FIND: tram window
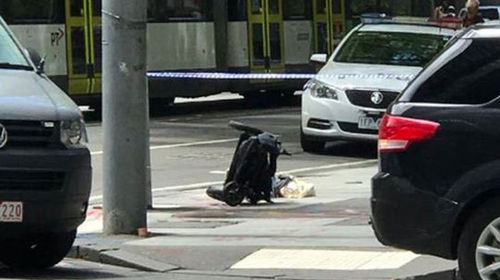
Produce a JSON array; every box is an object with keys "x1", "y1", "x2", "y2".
[
  {"x1": 411, "y1": 0, "x2": 434, "y2": 17},
  {"x1": 284, "y1": 0, "x2": 312, "y2": 20},
  {"x1": 380, "y1": 0, "x2": 410, "y2": 16},
  {"x1": 349, "y1": 0, "x2": 377, "y2": 16},
  {"x1": 252, "y1": 23, "x2": 265, "y2": 65},
  {"x1": 317, "y1": 23, "x2": 328, "y2": 53},
  {"x1": 70, "y1": 27, "x2": 86, "y2": 75},
  {"x1": 93, "y1": 0, "x2": 102, "y2": 17},
  {"x1": 269, "y1": 23, "x2": 282, "y2": 62},
  {"x1": 332, "y1": 0, "x2": 342, "y2": 14},
  {"x1": 70, "y1": 0, "x2": 84, "y2": 17},
  {"x1": 0, "y1": 0, "x2": 64, "y2": 24},
  {"x1": 481, "y1": 0, "x2": 500, "y2": 4},
  {"x1": 269, "y1": 0, "x2": 280, "y2": 15},
  {"x1": 316, "y1": 0, "x2": 327, "y2": 14},
  {"x1": 147, "y1": 0, "x2": 213, "y2": 22},
  {"x1": 347, "y1": 0, "x2": 433, "y2": 18},
  {"x1": 251, "y1": 0, "x2": 263, "y2": 15},
  {"x1": 228, "y1": 0, "x2": 247, "y2": 21},
  {"x1": 93, "y1": 27, "x2": 102, "y2": 73},
  {"x1": 378, "y1": 0, "x2": 391, "y2": 14}
]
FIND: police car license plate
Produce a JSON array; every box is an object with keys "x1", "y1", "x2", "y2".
[
  {"x1": 0, "y1": 202, "x2": 23, "y2": 223},
  {"x1": 358, "y1": 116, "x2": 381, "y2": 130}
]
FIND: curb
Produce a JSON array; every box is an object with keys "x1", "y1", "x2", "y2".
[
  {"x1": 68, "y1": 244, "x2": 179, "y2": 272},
  {"x1": 397, "y1": 270, "x2": 461, "y2": 280}
]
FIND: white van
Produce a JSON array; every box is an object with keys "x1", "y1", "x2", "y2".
[{"x1": 0, "y1": 17, "x2": 91, "y2": 270}]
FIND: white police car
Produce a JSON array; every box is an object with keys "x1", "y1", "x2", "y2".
[{"x1": 301, "y1": 21, "x2": 456, "y2": 153}]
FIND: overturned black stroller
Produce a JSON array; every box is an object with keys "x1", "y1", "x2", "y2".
[{"x1": 207, "y1": 121, "x2": 288, "y2": 206}]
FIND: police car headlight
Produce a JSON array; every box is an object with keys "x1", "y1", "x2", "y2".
[
  {"x1": 311, "y1": 86, "x2": 338, "y2": 101},
  {"x1": 61, "y1": 119, "x2": 88, "y2": 147},
  {"x1": 314, "y1": 86, "x2": 338, "y2": 100},
  {"x1": 304, "y1": 80, "x2": 339, "y2": 100}
]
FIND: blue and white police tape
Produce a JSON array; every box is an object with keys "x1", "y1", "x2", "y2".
[
  {"x1": 147, "y1": 72, "x2": 315, "y2": 80},
  {"x1": 147, "y1": 72, "x2": 415, "y2": 81}
]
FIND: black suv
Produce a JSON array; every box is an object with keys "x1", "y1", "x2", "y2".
[{"x1": 371, "y1": 24, "x2": 500, "y2": 280}]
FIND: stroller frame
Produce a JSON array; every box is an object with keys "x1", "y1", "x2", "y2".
[{"x1": 207, "y1": 121, "x2": 284, "y2": 206}]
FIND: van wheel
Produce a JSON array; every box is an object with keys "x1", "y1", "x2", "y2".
[
  {"x1": 300, "y1": 129, "x2": 325, "y2": 154},
  {"x1": 0, "y1": 230, "x2": 76, "y2": 270},
  {"x1": 458, "y1": 198, "x2": 500, "y2": 280}
]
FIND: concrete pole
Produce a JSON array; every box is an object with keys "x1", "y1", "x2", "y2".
[{"x1": 102, "y1": 0, "x2": 148, "y2": 235}]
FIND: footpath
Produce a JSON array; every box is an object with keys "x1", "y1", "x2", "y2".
[{"x1": 71, "y1": 164, "x2": 459, "y2": 280}]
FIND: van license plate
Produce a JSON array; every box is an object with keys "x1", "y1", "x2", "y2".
[
  {"x1": 358, "y1": 117, "x2": 381, "y2": 130},
  {"x1": 0, "y1": 202, "x2": 23, "y2": 223}
]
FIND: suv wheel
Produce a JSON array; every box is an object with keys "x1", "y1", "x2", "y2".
[
  {"x1": 0, "y1": 230, "x2": 76, "y2": 270},
  {"x1": 300, "y1": 129, "x2": 325, "y2": 154},
  {"x1": 458, "y1": 199, "x2": 500, "y2": 280}
]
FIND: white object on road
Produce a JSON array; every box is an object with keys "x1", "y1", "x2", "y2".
[{"x1": 277, "y1": 176, "x2": 316, "y2": 199}]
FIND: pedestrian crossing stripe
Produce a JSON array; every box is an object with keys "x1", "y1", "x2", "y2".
[{"x1": 231, "y1": 249, "x2": 419, "y2": 271}]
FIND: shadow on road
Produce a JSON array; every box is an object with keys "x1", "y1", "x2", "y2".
[
  {"x1": 324, "y1": 141, "x2": 378, "y2": 159},
  {"x1": 0, "y1": 266, "x2": 126, "y2": 279},
  {"x1": 398, "y1": 269, "x2": 460, "y2": 280}
]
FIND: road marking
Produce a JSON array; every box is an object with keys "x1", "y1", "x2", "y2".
[
  {"x1": 89, "y1": 181, "x2": 222, "y2": 203},
  {"x1": 277, "y1": 160, "x2": 377, "y2": 175},
  {"x1": 90, "y1": 138, "x2": 238, "y2": 156},
  {"x1": 176, "y1": 92, "x2": 243, "y2": 104},
  {"x1": 231, "y1": 249, "x2": 419, "y2": 270},
  {"x1": 79, "y1": 106, "x2": 91, "y2": 112},
  {"x1": 242, "y1": 114, "x2": 301, "y2": 120},
  {"x1": 209, "y1": 170, "x2": 227, "y2": 175},
  {"x1": 149, "y1": 139, "x2": 238, "y2": 151},
  {"x1": 88, "y1": 159, "x2": 376, "y2": 203}
]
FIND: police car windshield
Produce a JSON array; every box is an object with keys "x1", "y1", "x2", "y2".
[
  {"x1": 334, "y1": 31, "x2": 450, "y2": 67},
  {"x1": 0, "y1": 23, "x2": 31, "y2": 69}
]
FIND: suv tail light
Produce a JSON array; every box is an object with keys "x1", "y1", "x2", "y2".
[{"x1": 378, "y1": 115, "x2": 440, "y2": 152}]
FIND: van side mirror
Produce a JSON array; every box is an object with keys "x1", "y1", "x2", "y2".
[
  {"x1": 26, "y1": 48, "x2": 45, "y2": 74},
  {"x1": 310, "y1": 54, "x2": 328, "y2": 65}
]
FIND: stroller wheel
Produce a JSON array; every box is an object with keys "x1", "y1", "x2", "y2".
[{"x1": 223, "y1": 181, "x2": 245, "y2": 207}]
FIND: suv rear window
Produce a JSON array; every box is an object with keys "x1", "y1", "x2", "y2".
[{"x1": 411, "y1": 39, "x2": 500, "y2": 105}]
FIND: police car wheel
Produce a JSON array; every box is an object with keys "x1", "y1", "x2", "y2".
[{"x1": 300, "y1": 129, "x2": 325, "y2": 154}]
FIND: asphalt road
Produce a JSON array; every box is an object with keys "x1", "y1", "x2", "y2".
[
  {"x1": 0, "y1": 97, "x2": 454, "y2": 280},
  {"x1": 85, "y1": 96, "x2": 377, "y2": 205},
  {"x1": 0, "y1": 259, "x2": 158, "y2": 279}
]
